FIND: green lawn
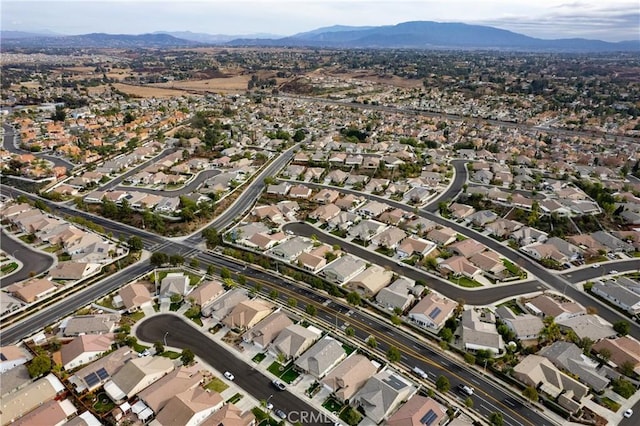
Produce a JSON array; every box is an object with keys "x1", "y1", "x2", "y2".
[
  {"x1": 132, "y1": 342, "x2": 150, "y2": 353},
  {"x1": 157, "y1": 270, "x2": 202, "y2": 286},
  {"x1": 342, "y1": 344, "x2": 355, "y2": 355},
  {"x1": 281, "y1": 367, "x2": 299, "y2": 384},
  {"x1": 205, "y1": 377, "x2": 229, "y2": 393},
  {"x1": 252, "y1": 352, "x2": 267, "y2": 363},
  {"x1": 0, "y1": 262, "x2": 18, "y2": 274},
  {"x1": 497, "y1": 300, "x2": 525, "y2": 315},
  {"x1": 160, "y1": 350, "x2": 181, "y2": 359},
  {"x1": 322, "y1": 397, "x2": 344, "y2": 413},
  {"x1": 43, "y1": 245, "x2": 61, "y2": 253},
  {"x1": 267, "y1": 361, "x2": 285, "y2": 376},
  {"x1": 92, "y1": 392, "x2": 115, "y2": 414},
  {"x1": 226, "y1": 393, "x2": 243, "y2": 404},
  {"x1": 124, "y1": 311, "x2": 145, "y2": 324},
  {"x1": 449, "y1": 276, "x2": 483, "y2": 288},
  {"x1": 599, "y1": 397, "x2": 621, "y2": 412}
]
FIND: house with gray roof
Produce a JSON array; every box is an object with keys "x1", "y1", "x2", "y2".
[
  {"x1": 557, "y1": 315, "x2": 616, "y2": 342},
  {"x1": 245, "y1": 311, "x2": 293, "y2": 349},
  {"x1": 294, "y1": 337, "x2": 347, "y2": 379},
  {"x1": 268, "y1": 236, "x2": 314, "y2": 262},
  {"x1": 510, "y1": 226, "x2": 548, "y2": 247},
  {"x1": 62, "y1": 314, "x2": 120, "y2": 337},
  {"x1": 321, "y1": 255, "x2": 367, "y2": 285},
  {"x1": 202, "y1": 288, "x2": 249, "y2": 320},
  {"x1": 539, "y1": 342, "x2": 609, "y2": 392},
  {"x1": 495, "y1": 307, "x2": 543, "y2": 341},
  {"x1": 376, "y1": 278, "x2": 416, "y2": 312},
  {"x1": 590, "y1": 231, "x2": 634, "y2": 253},
  {"x1": 468, "y1": 210, "x2": 499, "y2": 227},
  {"x1": 104, "y1": 356, "x2": 175, "y2": 402},
  {"x1": 348, "y1": 219, "x2": 387, "y2": 242},
  {"x1": 352, "y1": 369, "x2": 417, "y2": 424},
  {"x1": 461, "y1": 309, "x2": 504, "y2": 355},
  {"x1": 591, "y1": 280, "x2": 640, "y2": 315},
  {"x1": 270, "y1": 324, "x2": 320, "y2": 360}
]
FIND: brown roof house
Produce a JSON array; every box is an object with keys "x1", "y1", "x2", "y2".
[
  {"x1": 513, "y1": 355, "x2": 588, "y2": 414},
  {"x1": 114, "y1": 282, "x2": 153, "y2": 312},
  {"x1": 62, "y1": 313, "x2": 120, "y2": 337},
  {"x1": 449, "y1": 239, "x2": 487, "y2": 258},
  {"x1": 0, "y1": 345, "x2": 29, "y2": 374},
  {"x1": 525, "y1": 294, "x2": 586, "y2": 322},
  {"x1": 150, "y1": 387, "x2": 223, "y2": 426},
  {"x1": 409, "y1": 293, "x2": 457, "y2": 331},
  {"x1": 245, "y1": 311, "x2": 293, "y2": 349},
  {"x1": 60, "y1": 334, "x2": 115, "y2": 371},
  {"x1": 438, "y1": 256, "x2": 482, "y2": 280},
  {"x1": 593, "y1": 337, "x2": 640, "y2": 375},
  {"x1": 189, "y1": 280, "x2": 225, "y2": 307},
  {"x1": 138, "y1": 364, "x2": 204, "y2": 414},
  {"x1": 11, "y1": 398, "x2": 77, "y2": 426},
  {"x1": 202, "y1": 288, "x2": 249, "y2": 320},
  {"x1": 223, "y1": 299, "x2": 274, "y2": 331},
  {"x1": 386, "y1": 395, "x2": 447, "y2": 426},
  {"x1": 67, "y1": 346, "x2": 136, "y2": 393},
  {"x1": 345, "y1": 265, "x2": 394, "y2": 298},
  {"x1": 200, "y1": 402, "x2": 255, "y2": 426},
  {"x1": 7, "y1": 278, "x2": 57, "y2": 303},
  {"x1": 294, "y1": 337, "x2": 347, "y2": 379},
  {"x1": 321, "y1": 354, "x2": 378, "y2": 402},
  {"x1": 1, "y1": 374, "x2": 65, "y2": 425}
]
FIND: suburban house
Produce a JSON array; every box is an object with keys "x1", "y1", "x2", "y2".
[
  {"x1": 268, "y1": 236, "x2": 314, "y2": 261},
  {"x1": 288, "y1": 184, "x2": 312, "y2": 199},
  {"x1": 485, "y1": 218, "x2": 523, "y2": 238},
  {"x1": 426, "y1": 227, "x2": 457, "y2": 246},
  {"x1": 270, "y1": 324, "x2": 320, "y2": 360},
  {"x1": 397, "y1": 237, "x2": 436, "y2": 259},
  {"x1": 351, "y1": 369, "x2": 417, "y2": 424},
  {"x1": 408, "y1": 293, "x2": 457, "y2": 330},
  {"x1": 322, "y1": 354, "x2": 378, "y2": 402},
  {"x1": 60, "y1": 334, "x2": 115, "y2": 371},
  {"x1": 48, "y1": 262, "x2": 98, "y2": 281},
  {"x1": 593, "y1": 337, "x2": 640, "y2": 375},
  {"x1": 556, "y1": 315, "x2": 616, "y2": 341},
  {"x1": 405, "y1": 218, "x2": 438, "y2": 235},
  {"x1": 370, "y1": 226, "x2": 407, "y2": 249},
  {"x1": 591, "y1": 280, "x2": 640, "y2": 315},
  {"x1": 495, "y1": 307, "x2": 544, "y2": 341},
  {"x1": 1, "y1": 374, "x2": 66, "y2": 426},
  {"x1": 104, "y1": 356, "x2": 175, "y2": 402},
  {"x1": 525, "y1": 295, "x2": 586, "y2": 321},
  {"x1": 294, "y1": 337, "x2": 347, "y2": 379},
  {"x1": 296, "y1": 252, "x2": 327, "y2": 272},
  {"x1": 345, "y1": 266, "x2": 394, "y2": 297},
  {"x1": 202, "y1": 289, "x2": 249, "y2": 320},
  {"x1": 376, "y1": 278, "x2": 418, "y2": 312},
  {"x1": 513, "y1": 355, "x2": 588, "y2": 414},
  {"x1": 510, "y1": 226, "x2": 548, "y2": 247},
  {"x1": 188, "y1": 280, "x2": 225, "y2": 307},
  {"x1": 245, "y1": 311, "x2": 293, "y2": 349},
  {"x1": 6, "y1": 278, "x2": 57, "y2": 303},
  {"x1": 10, "y1": 399, "x2": 77, "y2": 426},
  {"x1": 321, "y1": 255, "x2": 367, "y2": 285},
  {"x1": 521, "y1": 243, "x2": 569, "y2": 264},
  {"x1": 449, "y1": 203, "x2": 475, "y2": 220},
  {"x1": 200, "y1": 402, "x2": 255, "y2": 426},
  {"x1": 461, "y1": 309, "x2": 504, "y2": 355},
  {"x1": 0, "y1": 345, "x2": 28, "y2": 373},
  {"x1": 357, "y1": 200, "x2": 390, "y2": 218},
  {"x1": 138, "y1": 364, "x2": 204, "y2": 415},
  {"x1": 468, "y1": 210, "x2": 499, "y2": 227},
  {"x1": 114, "y1": 282, "x2": 153, "y2": 312},
  {"x1": 309, "y1": 203, "x2": 341, "y2": 223},
  {"x1": 222, "y1": 299, "x2": 274, "y2": 331},
  {"x1": 160, "y1": 273, "x2": 193, "y2": 298},
  {"x1": 348, "y1": 219, "x2": 387, "y2": 242},
  {"x1": 449, "y1": 239, "x2": 487, "y2": 258},
  {"x1": 386, "y1": 395, "x2": 447, "y2": 426},
  {"x1": 67, "y1": 346, "x2": 136, "y2": 393},
  {"x1": 312, "y1": 189, "x2": 340, "y2": 204},
  {"x1": 150, "y1": 387, "x2": 223, "y2": 426},
  {"x1": 438, "y1": 256, "x2": 482, "y2": 279},
  {"x1": 539, "y1": 342, "x2": 609, "y2": 392},
  {"x1": 62, "y1": 314, "x2": 120, "y2": 337}
]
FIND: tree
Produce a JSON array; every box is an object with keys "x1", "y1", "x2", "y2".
[
  {"x1": 169, "y1": 254, "x2": 185, "y2": 266},
  {"x1": 435, "y1": 375, "x2": 450, "y2": 392},
  {"x1": 366, "y1": 336, "x2": 377, "y2": 348},
  {"x1": 287, "y1": 297, "x2": 298, "y2": 308},
  {"x1": 180, "y1": 348, "x2": 195, "y2": 366},
  {"x1": 154, "y1": 341, "x2": 165, "y2": 354},
  {"x1": 598, "y1": 347, "x2": 612, "y2": 363},
  {"x1": 464, "y1": 353, "x2": 476, "y2": 364},
  {"x1": 439, "y1": 327, "x2": 453, "y2": 343},
  {"x1": 391, "y1": 315, "x2": 402, "y2": 325},
  {"x1": 220, "y1": 267, "x2": 231, "y2": 280},
  {"x1": 51, "y1": 105, "x2": 66, "y2": 122},
  {"x1": 202, "y1": 227, "x2": 222, "y2": 248},
  {"x1": 207, "y1": 264, "x2": 216, "y2": 276},
  {"x1": 189, "y1": 258, "x2": 200, "y2": 268},
  {"x1": 269, "y1": 289, "x2": 279, "y2": 299},
  {"x1": 305, "y1": 304, "x2": 317, "y2": 316},
  {"x1": 28, "y1": 354, "x2": 52, "y2": 378},
  {"x1": 170, "y1": 293, "x2": 183, "y2": 304},
  {"x1": 612, "y1": 377, "x2": 635, "y2": 398},
  {"x1": 237, "y1": 274, "x2": 247, "y2": 285},
  {"x1": 345, "y1": 326, "x2": 355, "y2": 337},
  {"x1": 387, "y1": 346, "x2": 401, "y2": 363},
  {"x1": 613, "y1": 320, "x2": 630, "y2": 336},
  {"x1": 150, "y1": 252, "x2": 169, "y2": 267},
  {"x1": 464, "y1": 397, "x2": 473, "y2": 408},
  {"x1": 346, "y1": 291, "x2": 361, "y2": 306},
  {"x1": 127, "y1": 236, "x2": 143, "y2": 251},
  {"x1": 489, "y1": 412, "x2": 504, "y2": 426},
  {"x1": 523, "y1": 386, "x2": 538, "y2": 402},
  {"x1": 620, "y1": 361, "x2": 636, "y2": 377}
]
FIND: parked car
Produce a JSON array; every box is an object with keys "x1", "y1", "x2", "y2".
[
  {"x1": 272, "y1": 379, "x2": 286, "y2": 391},
  {"x1": 224, "y1": 371, "x2": 235, "y2": 381},
  {"x1": 624, "y1": 408, "x2": 633, "y2": 418},
  {"x1": 274, "y1": 409, "x2": 287, "y2": 420}
]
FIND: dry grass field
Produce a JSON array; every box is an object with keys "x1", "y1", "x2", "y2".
[
  {"x1": 150, "y1": 75, "x2": 252, "y2": 94},
  {"x1": 111, "y1": 83, "x2": 192, "y2": 98}
]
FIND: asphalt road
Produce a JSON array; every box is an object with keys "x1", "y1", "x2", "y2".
[
  {"x1": 136, "y1": 315, "x2": 329, "y2": 426},
  {"x1": 0, "y1": 230, "x2": 55, "y2": 287},
  {"x1": 113, "y1": 169, "x2": 221, "y2": 195},
  {"x1": 2, "y1": 123, "x2": 75, "y2": 170},
  {"x1": 96, "y1": 147, "x2": 178, "y2": 191}
]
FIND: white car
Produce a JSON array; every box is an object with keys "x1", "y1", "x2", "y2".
[
  {"x1": 266, "y1": 402, "x2": 274, "y2": 410},
  {"x1": 624, "y1": 408, "x2": 633, "y2": 418},
  {"x1": 591, "y1": 264, "x2": 600, "y2": 268},
  {"x1": 224, "y1": 371, "x2": 235, "y2": 381},
  {"x1": 610, "y1": 270, "x2": 619, "y2": 275}
]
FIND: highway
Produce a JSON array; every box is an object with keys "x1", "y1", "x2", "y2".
[
  {"x1": 0, "y1": 229, "x2": 55, "y2": 287},
  {"x1": 136, "y1": 315, "x2": 328, "y2": 426}
]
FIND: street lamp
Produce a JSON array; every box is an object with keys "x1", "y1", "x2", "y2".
[{"x1": 163, "y1": 331, "x2": 169, "y2": 346}]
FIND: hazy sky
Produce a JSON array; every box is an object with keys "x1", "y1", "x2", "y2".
[{"x1": 3, "y1": 0, "x2": 639, "y2": 41}]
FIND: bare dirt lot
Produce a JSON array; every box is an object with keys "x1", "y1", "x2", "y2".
[
  {"x1": 150, "y1": 75, "x2": 251, "y2": 94},
  {"x1": 111, "y1": 83, "x2": 192, "y2": 98}
]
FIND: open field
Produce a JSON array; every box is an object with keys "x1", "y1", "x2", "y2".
[
  {"x1": 151, "y1": 75, "x2": 251, "y2": 93},
  {"x1": 111, "y1": 83, "x2": 192, "y2": 98}
]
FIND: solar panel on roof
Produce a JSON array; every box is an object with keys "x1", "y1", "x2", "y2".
[
  {"x1": 84, "y1": 372, "x2": 99, "y2": 387},
  {"x1": 420, "y1": 409, "x2": 438, "y2": 426},
  {"x1": 96, "y1": 367, "x2": 109, "y2": 380},
  {"x1": 428, "y1": 307, "x2": 442, "y2": 319}
]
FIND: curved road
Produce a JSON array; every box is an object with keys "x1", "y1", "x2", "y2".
[
  {"x1": 2, "y1": 123, "x2": 75, "y2": 170},
  {"x1": 0, "y1": 230, "x2": 55, "y2": 287},
  {"x1": 113, "y1": 169, "x2": 221, "y2": 195},
  {"x1": 136, "y1": 315, "x2": 327, "y2": 426}
]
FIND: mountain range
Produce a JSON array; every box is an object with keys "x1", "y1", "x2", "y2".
[{"x1": 1, "y1": 21, "x2": 638, "y2": 52}]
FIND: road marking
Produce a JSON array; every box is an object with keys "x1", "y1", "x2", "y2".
[
  {"x1": 504, "y1": 399, "x2": 515, "y2": 407},
  {"x1": 470, "y1": 378, "x2": 480, "y2": 385}
]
